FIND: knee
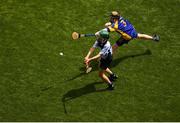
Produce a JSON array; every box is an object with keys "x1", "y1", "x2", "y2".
[
  {"x1": 137, "y1": 33, "x2": 143, "y2": 38},
  {"x1": 99, "y1": 72, "x2": 103, "y2": 78},
  {"x1": 112, "y1": 44, "x2": 118, "y2": 49}
]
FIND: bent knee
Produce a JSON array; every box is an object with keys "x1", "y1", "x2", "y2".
[{"x1": 99, "y1": 72, "x2": 104, "y2": 77}]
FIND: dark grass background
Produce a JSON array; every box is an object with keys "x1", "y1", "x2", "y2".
[{"x1": 0, "y1": 0, "x2": 180, "y2": 121}]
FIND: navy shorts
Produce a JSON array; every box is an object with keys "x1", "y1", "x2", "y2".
[
  {"x1": 116, "y1": 28, "x2": 138, "y2": 46},
  {"x1": 116, "y1": 37, "x2": 130, "y2": 46}
]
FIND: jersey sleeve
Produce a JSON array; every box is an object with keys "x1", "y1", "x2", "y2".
[
  {"x1": 107, "y1": 21, "x2": 118, "y2": 32},
  {"x1": 92, "y1": 41, "x2": 99, "y2": 48},
  {"x1": 108, "y1": 26, "x2": 116, "y2": 32}
]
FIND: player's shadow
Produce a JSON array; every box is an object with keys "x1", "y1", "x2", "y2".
[
  {"x1": 111, "y1": 49, "x2": 152, "y2": 68},
  {"x1": 62, "y1": 82, "x2": 108, "y2": 114},
  {"x1": 64, "y1": 72, "x2": 87, "y2": 82},
  {"x1": 62, "y1": 49, "x2": 152, "y2": 114},
  {"x1": 79, "y1": 49, "x2": 152, "y2": 72}
]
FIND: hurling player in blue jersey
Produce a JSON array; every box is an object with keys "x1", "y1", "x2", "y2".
[{"x1": 101, "y1": 11, "x2": 160, "y2": 53}]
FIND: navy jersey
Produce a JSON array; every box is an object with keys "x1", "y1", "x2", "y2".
[{"x1": 108, "y1": 17, "x2": 138, "y2": 40}]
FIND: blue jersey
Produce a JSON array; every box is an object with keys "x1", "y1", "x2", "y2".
[{"x1": 108, "y1": 17, "x2": 137, "y2": 40}]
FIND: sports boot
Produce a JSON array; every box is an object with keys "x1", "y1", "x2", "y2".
[
  {"x1": 109, "y1": 73, "x2": 118, "y2": 82},
  {"x1": 153, "y1": 34, "x2": 160, "y2": 42}
]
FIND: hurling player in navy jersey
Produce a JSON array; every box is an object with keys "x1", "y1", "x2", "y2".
[{"x1": 98, "y1": 11, "x2": 160, "y2": 53}]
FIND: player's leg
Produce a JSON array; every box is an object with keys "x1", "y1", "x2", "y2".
[
  {"x1": 105, "y1": 68, "x2": 118, "y2": 81},
  {"x1": 105, "y1": 68, "x2": 113, "y2": 75},
  {"x1": 99, "y1": 70, "x2": 114, "y2": 90},
  {"x1": 112, "y1": 44, "x2": 119, "y2": 53},
  {"x1": 106, "y1": 68, "x2": 118, "y2": 82},
  {"x1": 104, "y1": 52, "x2": 118, "y2": 81},
  {"x1": 137, "y1": 33, "x2": 160, "y2": 42},
  {"x1": 99, "y1": 58, "x2": 114, "y2": 90},
  {"x1": 99, "y1": 70, "x2": 112, "y2": 84},
  {"x1": 112, "y1": 37, "x2": 130, "y2": 53},
  {"x1": 137, "y1": 33, "x2": 153, "y2": 40}
]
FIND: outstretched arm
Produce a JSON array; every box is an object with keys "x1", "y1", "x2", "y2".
[
  {"x1": 85, "y1": 53, "x2": 101, "y2": 64},
  {"x1": 85, "y1": 47, "x2": 95, "y2": 60},
  {"x1": 84, "y1": 47, "x2": 95, "y2": 69}
]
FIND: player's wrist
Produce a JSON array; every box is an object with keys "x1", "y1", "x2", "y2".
[{"x1": 85, "y1": 55, "x2": 90, "y2": 59}]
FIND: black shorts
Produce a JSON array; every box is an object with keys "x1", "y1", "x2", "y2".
[
  {"x1": 99, "y1": 54, "x2": 112, "y2": 70},
  {"x1": 116, "y1": 37, "x2": 130, "y2": 46}
]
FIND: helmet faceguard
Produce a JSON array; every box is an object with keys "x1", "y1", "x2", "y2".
[{"x1": 97, "y1": 30, "x2": 109, "y2": 44}]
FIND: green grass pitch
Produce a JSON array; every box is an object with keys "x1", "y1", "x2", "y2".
[{"x1": 0, "y1": 0, "x2": 180, "y2": 121}]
